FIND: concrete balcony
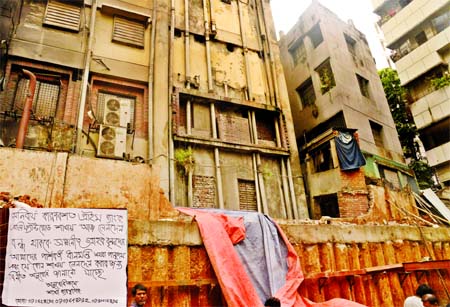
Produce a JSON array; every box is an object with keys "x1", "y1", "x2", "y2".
[
  {"x1": 395, "y1": 27, "x2": 450, "y2": 85},
  {"x1": 381, "y1": 0, "x2": 448, "y2": 48},
  {"x1": 426, "y1": 141, "x2": 450, "y2": 167},
  {"x1": 411, "y1": 86, "x2": 450, "y2": 129}
]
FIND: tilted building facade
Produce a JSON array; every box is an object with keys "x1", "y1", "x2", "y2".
[
  {"x1": 279, "y1": 1, "x2": 414, "y2": 218},
  {"x1": 0, "y1": 0, "x2": 308, "y2": 218}
]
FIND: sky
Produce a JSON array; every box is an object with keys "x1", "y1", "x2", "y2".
[{"x1": 270, "y1": 0, "x2": 391, "y2": 69}]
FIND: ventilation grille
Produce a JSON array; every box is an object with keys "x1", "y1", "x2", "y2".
[
  {"x1": 112, "y1": 16, "x2": 145, "y2": 48},
  {"x1": 43, "y1": 0, "x2": 81, "y2": 32}
]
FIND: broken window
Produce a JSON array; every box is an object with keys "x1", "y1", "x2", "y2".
[
  {"x1": 112, "y1": 16, "x2": 145, "y2": 48},
  {"x1": 238, "y1": 179, "x2": 257, "y2": 211},
  {"x1": 310, "y1": 142, "x2": 333, "y2": 173},
  {"x1": 370, "y1": 121, "x2": 384, "y2": 147},
  {"x1": 43, "y1": 0, "x2": 81, "y2": 32},
  {"x1": 309, "y1": 24, "x2": 324, "y2": 48},
  {"x1": 315, "y1": 59, "x2": 335, "y2": 94},
  {"x1": 345, "y1": 34, "x2": 357, "y2": 63},
  {"x1": 288, "y1": 39, "x2": 306, "y2": 66},
  {"x1": 255, "y1": 111, "x2": 276, "y2": 146},
  {"x1": 296, "y1": 78, "x2": 316, "y2": 109},
  {"x1": 314, "y1": 194, "x2": 339, "y2": 219},
  {"x1": 356, "y1": 74, "x2": 370, "y2": 99}
]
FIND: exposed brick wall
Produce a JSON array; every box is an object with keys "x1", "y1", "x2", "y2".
[
  {"x1": 238, "y1": 179, "x2": 257, "y2": 211},
  {"x1": 217, "y1": 113, "x2": 250, "y2": 143},
  {"x1": 338, "y1": 169, "x2": 369, "y2": 218},
  {"x1": 192, "y1": 175, "x2": 216, "y2": 208}
]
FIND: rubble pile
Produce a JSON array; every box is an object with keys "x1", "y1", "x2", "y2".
[{"x1": 0, "y1": 192, "x2": 43, "y2": 208}]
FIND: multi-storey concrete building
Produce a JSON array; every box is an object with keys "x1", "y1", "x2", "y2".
[
  {"x1": 279, "y1": 1, "x2": 413, "y2": 218},
  {"x1": 0, "y1": 0, "x2": 308, "y2": 219},
  {"x1": 372, "y1": 0, "x2": 450, "y2": 201}
]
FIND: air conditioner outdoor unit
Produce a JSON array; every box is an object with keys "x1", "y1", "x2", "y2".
[
  {"x1": 102, "y1": 97, "x2": 131, "y2": 128},
  {"x1": 97, "y1": 124, "x2": 127, "y2": 159}
]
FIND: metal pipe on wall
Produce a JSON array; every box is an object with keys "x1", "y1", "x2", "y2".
[
  {"x1": 75, "y1": 0, "x2": 97, "y2": 153},
  {"x1": 210, "y1": 103, "x2": 224, "y2": 209},
  {"x1": 254, "y1": 0, "x2": 275, "y2": 106},
  {"x1": 202, "y1": 0, "x2": 214, "y2": 92},
  {"x1": 169, "y1": 0, "x2": 176, "y2": 203},
  {"x1": 280, "y1": 158, "x2": 292, "y2": 219},
  {"x1": 186, "y1": 99, "x2": 192, "y2": 135},
  {"x1": 286, "y1": 157, "x2": 299, "y2": 219},
  {"x1": 237, "y1": 0, "x2": 252, "y2": 101},
  {"x1": 147, "y1": 0, "x2": 158, "y2": 163},
  {"x1": 184, "y1": 0, "x2": 190, "y2": 89},
  {"x1": 251, "y1": 111, "x2": 268, "y2": 214},
  {"x1": 260, "y1": 0, "x2": 279, "y2": 108},
  {"x1": 16, "y1": 69, "x2": 36, "y2": 149}
]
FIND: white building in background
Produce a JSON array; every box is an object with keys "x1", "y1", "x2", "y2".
[{"x1": 372, "y1": 0, "x2": 450, "y2": 201}]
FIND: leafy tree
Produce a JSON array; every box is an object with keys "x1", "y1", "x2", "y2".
[
  {"x1": 378, "y1": 68, "x2": 417, "y2": 158},
  {"x1": 378, "y1": 68, "x2": 434, "y2": 189}
]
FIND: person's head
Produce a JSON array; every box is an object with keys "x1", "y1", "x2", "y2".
[
  {"x1": 264, "y1": 297, "x2": 281, "y2": 307},
  {"x1": 131, "y1": 284, "x2": 147, "y2": 306},
  {"x1": 416, "y1": 284, "x2": 434, "y2": 297},
  {"x1": 422, "y1": 294, "x2": 439, "y2": 307}
]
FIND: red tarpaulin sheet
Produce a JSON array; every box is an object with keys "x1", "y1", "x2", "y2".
[{"x1": 178, "y1": 208, "x2": 367, "y2": 307}]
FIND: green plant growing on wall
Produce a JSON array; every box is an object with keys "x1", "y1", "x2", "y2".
[
  {"x1": 430, "y1": 72, "x2": 450, "y2": 90},
  {"x1": 409, "y1": 160, "x2": 435, "y2": 189},
  {"x1": 174, "y1": 148, "x2": 195, "y2": 176},
  {"x1": 319, "y1": 67, "x2": 335, "y2": 94}
]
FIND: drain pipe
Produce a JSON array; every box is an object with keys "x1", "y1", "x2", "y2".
[
  {"x1": 184, "y1": 0, "x2": 190, "y2": 89},
  {"x1": 237, "y1": 0, "x2": 252, "y2": 101},
  {"x1": 251, "y1": 111, "x2": 268, "y2": 213},
  {"x1": 286, "y1": 157, "x2": 299, "y2": 219},
  {"x1": 260, "y1": 0, "x2": 279, "y2": 107},
  {"x1": 254, "y1": 0, "x2": 274, "y2": 105},
  {"x1": 248, "y1": 110, "x2": 262, "y2": 213},
  {"x1": 211, "y1": 103, "x2": 224, "y2": 209},
  {"x1": 76, "y1": 0, "x2": 97, "y2": 153},
  {"x1": 202, "y1": 0, "x2": 213, "y2": 92},
  {"x1": 168, "y1": 0, "x2": 176, "y2": 202},
  {"x1": 16, "y1": 69, "x2": 36, "y2": 149},
  {"x1": 147, "y1": 0, "x2": 157, "y2": 163}
]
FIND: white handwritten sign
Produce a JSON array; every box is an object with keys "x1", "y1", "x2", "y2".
[{"x1": 2, "y1": 208, "x2": 127, "y2": 307}]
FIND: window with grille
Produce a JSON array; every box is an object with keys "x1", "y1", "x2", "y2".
[
  {"x1": 238, "y1": 179, "x2": 257, "y2": 211},
  {"x1": 43, "y1": 0, "x2": 81, "y2": 32},
  {"x1": 296, "y1": 78, "x2": 316, "y2": 108},
  {"x1": 356, "y1": 74, "x2": 370, "y2": 99},
  {"x1": 112, "y1": 16, "x2": 145, "y2": 48},
  {"x1": 13, "y1": 78, "x2": 60, "y2": 118},
  {"x1": 97, "y1": 92, "x2": 135, "y2": 130}
]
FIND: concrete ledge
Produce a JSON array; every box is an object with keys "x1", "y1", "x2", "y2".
[{"x1": 128, "y1": 219, "x2": 202, "y2": 246}]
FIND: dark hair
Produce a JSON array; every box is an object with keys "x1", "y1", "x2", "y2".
[
  {"x1": 264, "y1": 297, "x2": 281, "y2": 307},
  {"x1": 416, "y1": 284, "x2": 433, "y2": 296},
  {"x1": 132, "y1": 284, "x2": 147, "y2": 296}
]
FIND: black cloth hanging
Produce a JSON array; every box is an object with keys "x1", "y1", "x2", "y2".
[{"x1": 334, "y1": 130, "x2": 366, "y2": 171}]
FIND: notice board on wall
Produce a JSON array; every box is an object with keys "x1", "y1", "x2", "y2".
[{"x1": 1, "y1": 208, "x2": 127, "y2": 307}]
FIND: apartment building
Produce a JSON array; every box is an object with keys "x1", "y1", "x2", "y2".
[
  {"x1": 372, "y1": 0, "x2": 450, "y2": 201},
  {"x1": 0, "y1": 0, "x2": 308, "y2": 219},
  {"x1": 279, "y1": 1, "x2": 412, "y2": 218}
]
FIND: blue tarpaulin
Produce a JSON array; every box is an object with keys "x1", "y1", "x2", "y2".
[{"x1": 334, "y1": 130, "x2": 366, "y2": 171}]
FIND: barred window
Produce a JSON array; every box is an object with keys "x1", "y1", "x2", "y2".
[{"x1": 13, "y1": 78, "x2": 60, "y2": 118}]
